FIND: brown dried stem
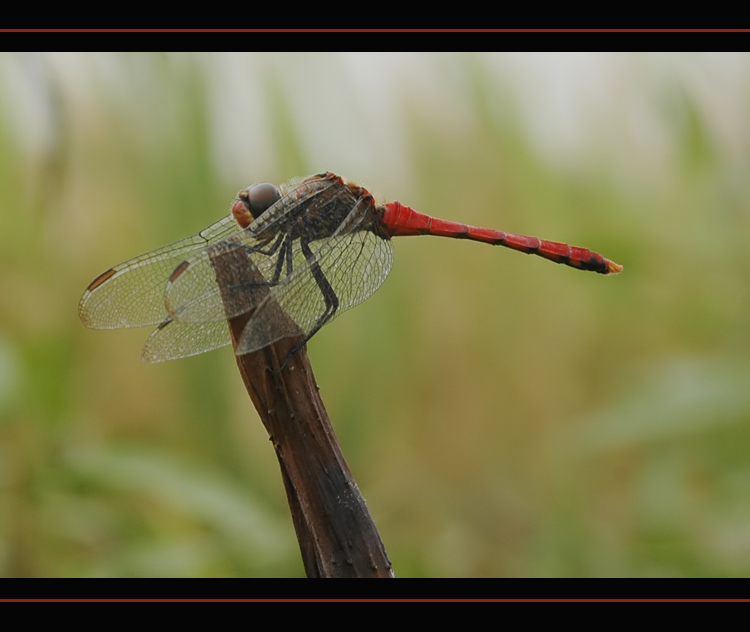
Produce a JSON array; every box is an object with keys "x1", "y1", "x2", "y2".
[{"x1": 211, "y1": 244, "x2": 393, "y2": 578}]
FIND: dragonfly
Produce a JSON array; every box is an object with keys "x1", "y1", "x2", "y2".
[{"x1": 79, "y1": 171, "x2": 622, "y2": 366}]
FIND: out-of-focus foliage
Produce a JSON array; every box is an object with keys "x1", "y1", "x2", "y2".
[{"x1": 1, "y1": 52, "x2": 749, "y2": 577}]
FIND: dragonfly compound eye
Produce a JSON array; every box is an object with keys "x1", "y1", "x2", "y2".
[{"x1": 245, "y1": 183, "x2": 281, "y2": 218}]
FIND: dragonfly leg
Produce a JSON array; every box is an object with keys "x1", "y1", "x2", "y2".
[
  {"x1": 269, "y1": 235, "x2": 292, "y2": 285},
  {"x1": 243, "y1": 232, "x2": 285, "y2": 258},
  {"x1": 229, "y1": 233, "x2": 290, "y2": 295},
  {"x1": 275, "y1": 237, "x2": 339, "y2": 374}
]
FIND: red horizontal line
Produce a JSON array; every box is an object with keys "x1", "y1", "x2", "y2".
[
  {"x1": 2, "y1": 599, "x2": 749, "y2": 602},
  {"x1": 1, "y1": 28, "x2": 748, "y2": 32}
]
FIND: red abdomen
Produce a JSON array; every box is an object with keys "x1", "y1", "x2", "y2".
[{"x1": 380, "y1": 201, "x2": 622, "y2": 275}]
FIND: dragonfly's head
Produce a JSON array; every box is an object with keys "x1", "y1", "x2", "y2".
[{"x1": 232, "y1": 183, "x2": 282, "y2": 228}]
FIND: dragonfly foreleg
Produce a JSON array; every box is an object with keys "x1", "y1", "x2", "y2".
[
  {"x1": 229, "y1": 233, "x2": 290, "y2": 295},
  {"x1": 243, "y1": 232, "x2": 285, "y2": 257}
]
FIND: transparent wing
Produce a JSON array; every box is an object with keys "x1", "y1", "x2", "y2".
[
  {"x1": 163, "y1": 232, "x2": 287, "y2": 325},
  {"x1": 141, "y1": 317, "x2": 232, "y2": 363},
  {"x1": 79, "y1": 214, "x2": 240, "y2": 329},
  {"x1": 236, "y1": 202, "x2": 394, "y2": 355},
  {"x1": 163, "y1": 176, "x2": 351, "y2": 325}
]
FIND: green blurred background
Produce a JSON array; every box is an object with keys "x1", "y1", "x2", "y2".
[{"x1": 1, "y1": 51, "x2": 749, "y2": 577}]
